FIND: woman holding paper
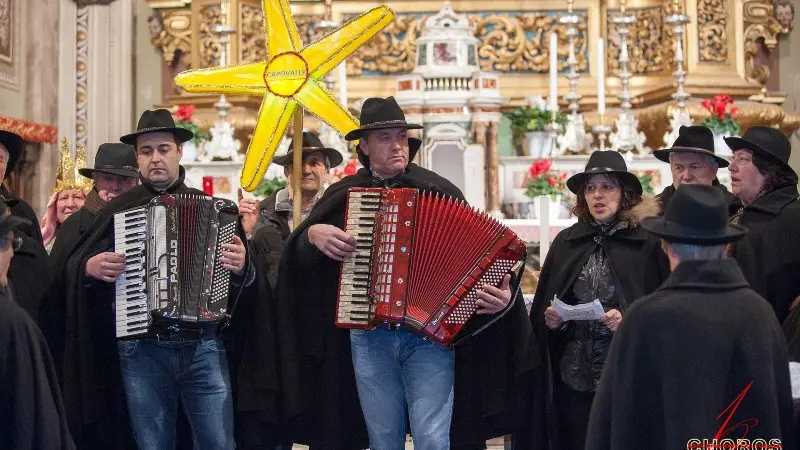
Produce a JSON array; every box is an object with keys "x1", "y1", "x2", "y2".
[{"x1": 518, "y1": 151, "x2": 669, "y2": 450}]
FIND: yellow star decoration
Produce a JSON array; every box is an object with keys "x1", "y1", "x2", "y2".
[{"x1": 174, "y1": 0, "x2": 395, "y2": 191}]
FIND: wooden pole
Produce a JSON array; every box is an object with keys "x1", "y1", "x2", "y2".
[{"x1": 292, "y1": 108, "x2": 304, "y2": 229}]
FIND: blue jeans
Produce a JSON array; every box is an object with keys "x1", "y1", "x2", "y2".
[
  {"x1": 117, "y1": 333, "x2": 234, "y2": 450},
  {"x1": 350, "y1": 327, "x2": 455, "y2": 450}
]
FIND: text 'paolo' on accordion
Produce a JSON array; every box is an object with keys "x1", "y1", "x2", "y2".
[
  {"x1": 335, "y1": 187, "x2": 527, "y2": 346},
  {"x1": 114, "y1": 194, "x2": 239, "y2": 339}
]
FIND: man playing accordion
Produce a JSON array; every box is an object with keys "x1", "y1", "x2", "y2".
[{"x1": 272, "y1": 97, "x2": 537, "y2": 450}]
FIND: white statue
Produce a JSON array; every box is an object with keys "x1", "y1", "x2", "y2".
[
  {"x1": 556, "y1": 113, "x2": 593, "y2": 155},
  {"x1": 663, "y1": 108, "x2": 693, "y2": 147},
  {"x1": 610, "y1": 112, "x2": 649, "y2": 154},
  {"x1": 202, "y1": 120, "x2": 242, "y2": 162}
]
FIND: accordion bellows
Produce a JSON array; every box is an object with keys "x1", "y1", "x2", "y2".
[
  {"x1": 336, "y1": 188, "x2": 527, "y2": 345},
  {"x1": 114, "y1": 194, "x2": 239, "y2": 338}
]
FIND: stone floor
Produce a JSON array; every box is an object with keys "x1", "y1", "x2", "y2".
[{"x1": 292, "y1": 437, "x2": 508, "y2": 449}]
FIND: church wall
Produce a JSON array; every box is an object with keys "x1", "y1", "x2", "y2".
[
  {"x1": 0, "y1": 0, "x2": 26, "y2": 119},
  {"x1": 779, "y1": 22, "x2": 800, "y2": 174},
  {"x1": 134, "y1": 0, "x2": 162, "y2": 117}
]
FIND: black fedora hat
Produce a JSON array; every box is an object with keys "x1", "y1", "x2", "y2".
[
  {"x1": 0, "y1": 130, "x2": 24, "y2": 178},
  {"x1": 566, "y1": 151, "x2": 643, "y2": 195},
  {"x1": 641, "y1": 184, "x2": 746, "y2": 244},
  {"x1": 653, "y1": 125, "x2": 729, "y2": 168},
  {"x1": 272, "y1": 132, "x2": 344, "y2": 168},
  {"x1": 120, "y1": 109, "x2": 194, "y2": 146},
  {"x1": 724, "y1": 126, "x2": 795, "y2": 175},
  {"x1": 78, "y1": 143, "x2": 139, "y2": 179},
  {"x1": 344, "y1": 96, "x2": 423, "y2": 141}
]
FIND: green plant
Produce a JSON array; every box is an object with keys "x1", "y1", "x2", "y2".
[
  {"x1": 505, "y1": 107, "x2": 567, "y2": 133},
  {"x1": 701, "y1": 95, "x2": 741, "y2": 135},
  {"x1": 254, "y1": 177, "x2": 287, "y2": 198},
  {"x1": 525, "y1": 159, "x2": 567, "y2": 199},
  {"x1": 175, "y1": 105, "x2": 209, "y2": 145},
  {"x1": 637, "y1": 172, "x2": 655, "y2": 195}
]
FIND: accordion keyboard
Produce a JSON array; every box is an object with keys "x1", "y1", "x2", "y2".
[
  {"x1": 336, "y1": 190, "x2": 381, "y2": 328},
  {"x1": 114, "y1": 206, "x2": 150, "y2": 338}
]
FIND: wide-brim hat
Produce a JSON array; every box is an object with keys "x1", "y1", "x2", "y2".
[
  {"x1": 78, "y1": 143, "x2": 139, "y2": 179},
  {"x1": 641, "y1": 184, "x2": 746, "y2": 244},
  {"x1": 344, "y1": 96, "x2": 423, "y2": 141},
  {"x1": 272, "y1": 132, "x2": 344, "y2": 168},
  {"x1": 0, "y1": 130, "x2": 24, "y2": 178},
  {"x1": 653, "y1": 125, "x2": 729, "y2": 168},
  {"x1": 724, "y1": 126, "x2": 795, "y2": 175},
  {"x1": 566, "y1": 151, "x2": 643, "y2": 195},
  {"x1": 0, "y1": 202, "x2": 30, "y2": 235},
  {"x1": 120, "y1": 109, "x2": 194, "y2": 146}
]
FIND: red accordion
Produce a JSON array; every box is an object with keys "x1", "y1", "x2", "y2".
[{"x1": 335, "y1": 187, "x2": 527, "y2": 346}]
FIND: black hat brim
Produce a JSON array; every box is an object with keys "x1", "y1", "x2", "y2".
[
  {"x1": 723, "y1": 136, "x2": 797, "y2": 175},
  {"x1": 344, "y1": 122, "x2": 424, "y2": 141},
  {"x1": 0, "y1": 130, "x2": 24, "y2": 177},
  {"x1": 272, "y1": 147, "x2": 344, "y2": 168},
  {"x1": 640, "y1": 216, "x2": 747, "y2": 244},
  {"x1": 653, "y1": 147, "x2": 730, "y2": 168},
  {"x1": 566, "y1": 168, "x2": 643, "y2": 195},
  {"x1": 78, "y1": 167, "x2": 140, "y2": 179},
  {"x1": 120, "y1": 127, "x2": 194, "y2": 146}
]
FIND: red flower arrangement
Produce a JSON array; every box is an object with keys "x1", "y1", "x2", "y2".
[
  {"x1": 175, "y1": 104, "x2": 195, "y2": 122},
  {"x1": 701, "y1": 94, "x2": 741, "y2": 135},
  {"x1": 525, "y1": 159, "x2": 567, "y2": 199},
  {"x1": 173, "y1": 104, "x2": 208, "y2": 145},
  {"x1": 330, "y1": 159, "x2": 361, "y2": 182}
]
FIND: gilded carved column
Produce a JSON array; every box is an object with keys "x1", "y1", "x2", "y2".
[{"x1": 487, "y1": 122, "x2": 501, "y2": 217}]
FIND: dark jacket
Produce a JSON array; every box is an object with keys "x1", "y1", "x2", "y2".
[
  {"x1": 0, "y1": 287, "x2": 75, "y2": 450},
  {"x1": 1, "y1": 185, "x2": 43, "y2": 242},
  {"x1": 272, "y1": 165, "x2": 537, "y2": 449},
  {"x1": 586, "y1": 258, "x2": 795, "y2": 450},
  {"x1": 729, "y1": 185, "x2": 800, "y2": 323},
  {"x1": 656, "y1": 181, "x2": 741, "y2": 217},
  {"x1": 251, "y1": 192, "x2": 290, "y2": 290},
  {"x1": 514, "y1": 197, "x2": 670, "y2": 450},
  {"x1": 58, "y1": 167, "x2": 257, "y2": 449},
  {"x1": 8, "y1": 234, "x2": 52, "y2": 323}
]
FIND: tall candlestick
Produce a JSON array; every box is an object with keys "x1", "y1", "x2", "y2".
[
  {"x1": 549, "y1": 33, "x2": 558, "y2": 112},
  {"x1": 597, "y1": 37, "x2": 606, "y2": 117},
  {"x1": 338, "y1": 62, "x2": 348, "y2": 107},
  {"x1": 620, "y1": 0, "x2": 627, "y2": 15},
  {"x1": 221, "y1": 0, "x2": 228, "y2": 24}
]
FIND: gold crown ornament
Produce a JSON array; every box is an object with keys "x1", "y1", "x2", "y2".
[{"x1": 53, "y1": 137, "x2": 93, "y2": 193}]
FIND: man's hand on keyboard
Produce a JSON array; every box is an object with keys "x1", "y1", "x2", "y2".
[
  {"x1": 220, "y1": 235, "x2": 247, "y2": 275},
  {"x1": 308, "y1": 224, "x2": 356, "y2": 261},
  {"x1": 86, "y1": 252, "x2": 126, "y2": 282}
]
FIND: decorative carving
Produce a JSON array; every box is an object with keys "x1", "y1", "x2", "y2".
[
  {"x1": 239, "y1": 3, "x2": 266, "y2": 63},
  {"x1": 72, "y1": 0, "x2": 118, "y2": 4},
  {"x1": 774, "y1": 0, "x2": 794, "y2": 31},
  {"x1": 198, "y1": 4, "x2": 222, "y2": 67},
  {"x1": 743, "y1": 0, "x2": 786, "y2": 84},
  {"x1": 0, "y1": 116, "x2": 58, "y2": 143},
  {"x1": 150, "y1": 10, "x2": 192, "y2": 66},
  {"x1": 345, "y1": 11, "x2": 588, "y2": 76},
  {"x1": 75, "y1": 5, "x2": 89, "y2": 150},
  {"x1": 607, "y1": 7, "x2": 671, "y2": 74},
  {"x1": 697, "y1": 0, "x2": 728, "y2": 62}
]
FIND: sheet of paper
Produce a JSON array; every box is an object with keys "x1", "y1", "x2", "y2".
[
  {"x1": 551, "y1": 296, "x2": 606, "y2": 321},
  {"x1": 790, "y1": 362, "x2": 800, "y2": 399}
]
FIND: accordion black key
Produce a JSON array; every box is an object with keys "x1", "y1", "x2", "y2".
[{"x1": 114, "y1": 194, "x2": 239, "y2": 338}]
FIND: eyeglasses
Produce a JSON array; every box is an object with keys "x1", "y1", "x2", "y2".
[
  {"x1": 0, "y1": 236, "x2": 22, "y2": 252},
  {"x1": 585, "y1": 183, "x2": 619, "y2": 194}
]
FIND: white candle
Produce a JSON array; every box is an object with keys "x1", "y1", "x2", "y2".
[
  {"x1": 597, "y1": 38, "x2": 606, "y2": 117},
  {"x1": 338, "y1": 62, "x2": 348, "y2": 108},
  {"x1": 549, "y1": 33, "x2": 558, "y2": 112}
]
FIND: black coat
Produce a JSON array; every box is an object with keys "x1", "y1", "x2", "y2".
[
  {"x1": 1, "y1": 184, "x2": 43, "y2": 242},
  {"x1": 0, "y1": 288, "x2": 75, "y2": 450},
  {"x1": 8, "y1": 234, "x2": 52, "y2": 322},
  {"x1": 586, "y1": 258, "x2": 795, "y2": 450},
  {"x1": 655, "y1": 181, "x2": 741, "y2": 217},
  {"x1": 729, "y1": 185, "x2": 800, "y2": 323},
  {"x1": 58, "y1": 168, "x2": 257, "y2": 449},
  {"x1": 251, "y1": 192, "x2": 290, "y2": 290},
  {"x1": 514, "y1": 201, "x2": 670, "y2": 450},
  {"x1": 273, "y1": 165, "x2": 537, "y2": 448}
]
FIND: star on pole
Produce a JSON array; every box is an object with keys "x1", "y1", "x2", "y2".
[{"x1": 174, "y1": 0, "x2": 395, "y2": 191}]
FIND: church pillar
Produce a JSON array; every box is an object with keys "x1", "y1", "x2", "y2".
[
  {"x1": 58, "y1": 0, "x2": 134, "y2": 164},
  {"x1": 487, "y1": 121, "x2": 501, "y2": 217}
]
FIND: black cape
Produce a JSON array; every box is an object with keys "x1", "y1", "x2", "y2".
[
  {"x1": 0, "y1": 288, "x2": 75, "y2": 450},
  {"x1": 655, "y1": 181, "x2": 741, "y2": 217},
  {"x1": 513, "y1": 205, "x2": 670, "y2": 450},
  {"x1": 8, "y1": 233, "x2": 52, "y2": 322},
  {"x1": 273, "y1": 165, "x2": 537, "y2": 448},
  {"x1": 586, "y1": 258, "x2": 795, "y2": 450},
  {"x1": 1, "y1": 184, "x2": 43, "y2": 242},
  {"x1": 729, "y1": 185, "x2": 800, "y2": 323},
  {"x1": 58, "y1": 167, "x2": 255, "y2": 448}
]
